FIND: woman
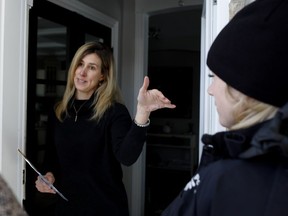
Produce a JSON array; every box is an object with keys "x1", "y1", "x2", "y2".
[
  {"x1": 162, "y1": 0, "x2": 288, "y2": 215},
  {"x1": 35, "y1": 41, "x2": 175, "y2": 215}
]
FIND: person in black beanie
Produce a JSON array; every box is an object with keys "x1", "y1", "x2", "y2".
[{"x1": 162, "y1": 0, "x2": 288, "y2": 215}]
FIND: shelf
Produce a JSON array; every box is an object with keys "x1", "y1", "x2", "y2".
[
  {"x1": 147, "y1": 164, "x2": 191, "y2": 171},
  {"x1": 36, "y1": 79, "x2": 66, "y2": 85},
  {"x1": 146, "y1": 133, "x2": 196, "y2": 175},
  {"x1": 147, "y1": 133, "x2": 194, "y2": 148},
  {"x1": 147, "y1": 132, "x2": 193, "y2": 139},
  {"x1": 147, "y1": 143, "x2": 190, "y2": 149},
  {"x1": 145, "y1": 134, "x2": 197, "y2": 216}
]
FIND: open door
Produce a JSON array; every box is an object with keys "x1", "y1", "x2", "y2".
[{"x1": 25, "y1": 1, "x2": 112, "y2": 215}]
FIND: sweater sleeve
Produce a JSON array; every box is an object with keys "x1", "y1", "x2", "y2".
[{"x1": 109, "y1": 103, "x2": 148, "y2": 166}]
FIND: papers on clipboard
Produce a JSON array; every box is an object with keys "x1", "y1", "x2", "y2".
[{"x1": 18, "y1": 149, "x2": 68, "y2": 201}]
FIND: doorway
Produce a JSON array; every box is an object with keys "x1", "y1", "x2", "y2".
[
  {"x1": 145, "y1": 6, "x2": 202, "y2": 216},
  {"x1": 25, "y1": 1, "x2": 112, "y2": 215}
]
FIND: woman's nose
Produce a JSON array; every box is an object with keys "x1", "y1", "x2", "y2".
[
  {"x1": 80, "y1": 67, "x2": 87, "y2": 76},
  {"x1": 207, "y1": 84, "x2": 213, "y2": 96}
]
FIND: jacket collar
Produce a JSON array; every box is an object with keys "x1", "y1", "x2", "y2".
[
  {"x1": 202, "y1": 122, "x2": 264, "y2": 159},
  {"x1": 240, "y1": 102, "x2": 288, "y2": 159},
  {"x1": 202, "y1": 102, "x2": 288, "y2": 159}
]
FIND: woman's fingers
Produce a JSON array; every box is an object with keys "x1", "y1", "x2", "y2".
[{"x1": 35, "y1": 176, "x2": 56, "y2": 194}]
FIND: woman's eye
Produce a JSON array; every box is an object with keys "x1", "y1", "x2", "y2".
[
  {"x1": 89, "y1": 66, "x2": 96, "y2": 70},
  {"x1": 208, "y1": 74, "x2": 215, "y2": 78}
]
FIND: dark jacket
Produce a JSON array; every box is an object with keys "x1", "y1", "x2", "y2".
[
  {"x1": 44, "y1": 95, "x2": 148, "y2": 216},
  {"x1": 162, "y1": 102, "x2": 288, "y2": 216}
]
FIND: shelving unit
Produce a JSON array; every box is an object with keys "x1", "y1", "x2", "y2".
[
  {"x1": 34, "y1": 65, "x2": 67, "y2": 162},
  {"x1": 146, "y1": 133, "x2": 196, "y2": 172},
  {"x1": 145, "y1": 133, "x2": 197, "y2": 216}
]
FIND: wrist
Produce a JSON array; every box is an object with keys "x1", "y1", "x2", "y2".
[{"x1": 134, "y1": 118, "x2": 150, "y2": 127}]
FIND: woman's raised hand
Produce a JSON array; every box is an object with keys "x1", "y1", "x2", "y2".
[{"x1": 137, "y1": 76, "x2": 176, "y2": 112}]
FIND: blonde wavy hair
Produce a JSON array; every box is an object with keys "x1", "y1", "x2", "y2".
[
  {"x1": 225, "y1": 85, "x2": 278, "y2": 130},
  {"x1": 55, "y1": 41, "x2": 123, "y2": 122}
]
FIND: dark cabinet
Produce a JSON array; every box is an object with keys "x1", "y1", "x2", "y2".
[{"x1": 145, "y1": 133, "x2": 197, "y2": 216}]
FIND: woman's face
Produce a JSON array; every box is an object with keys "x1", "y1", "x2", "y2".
[
  {"x1": 207, "y1": 73, "x2": 242, "y2": 128},
  {"x1": 74, "y1": 53, "x2": 104, "y2": 99}
]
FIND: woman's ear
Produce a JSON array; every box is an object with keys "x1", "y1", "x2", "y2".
[{"x1": 99, "y1": 74, "x2": 105, "y2": 82}]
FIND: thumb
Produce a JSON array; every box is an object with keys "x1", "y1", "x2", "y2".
[{"x1": 140, "y1": 76, "x2": 150, "y2": 92}]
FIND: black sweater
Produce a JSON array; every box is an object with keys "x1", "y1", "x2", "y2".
[{"x1": 44, "y1": 96, "x2": 147, "y2": 216}]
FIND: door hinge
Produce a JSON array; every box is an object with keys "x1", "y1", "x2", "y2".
[{"x1": 22, "y1": 169, "x2": 26, "y2": 185}]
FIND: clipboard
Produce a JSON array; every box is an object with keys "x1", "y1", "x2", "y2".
[{"x1": 18, "y1": 149, "x2": 68, "y2": 201}]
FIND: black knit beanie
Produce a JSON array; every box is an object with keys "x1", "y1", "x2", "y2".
[{"x1": 207, "y1": 0, "x2": 288, "y2": 108}]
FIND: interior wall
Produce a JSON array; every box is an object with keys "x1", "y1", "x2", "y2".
[{"x1": 120, "y1": 1, "x2": 137, "y2": 215}]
